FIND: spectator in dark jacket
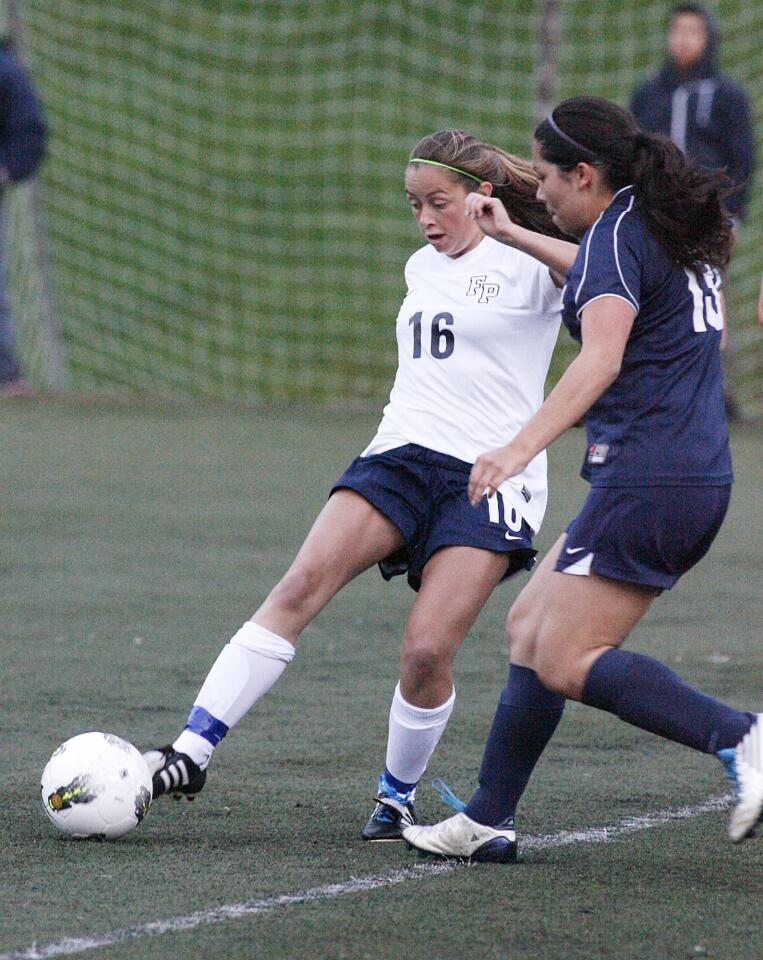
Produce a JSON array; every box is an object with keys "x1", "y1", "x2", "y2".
[
  {"x1": 0, "y1": 38, "x2": 47, "y2": 394},
  {"x1": 630, "y1": 4, "x2": 755, "y2": 222}
]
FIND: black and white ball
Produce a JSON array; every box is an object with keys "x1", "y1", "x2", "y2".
[{"x1": 41, "y1": 732, "x2": 152, "y2": 839}]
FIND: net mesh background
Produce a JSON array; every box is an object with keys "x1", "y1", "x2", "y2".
[{"x1": 6, "y1": 0, "x2": 763, "y2": 408}]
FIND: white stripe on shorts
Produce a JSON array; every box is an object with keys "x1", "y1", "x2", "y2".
[{"x1": 561, "y1": 551, "x2": 594, "y2": 576}]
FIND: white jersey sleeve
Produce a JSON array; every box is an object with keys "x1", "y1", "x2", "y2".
[{"x1": 362, "y1": 236, "x2": 562, "y2": 534}]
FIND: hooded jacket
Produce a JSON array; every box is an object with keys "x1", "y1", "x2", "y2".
[
  {"x1": 0, "y1": 39, "x2": 46, "y2": 186},
  {"x1": 630, "y1": 8, "x2": 755, "y2": 219}
]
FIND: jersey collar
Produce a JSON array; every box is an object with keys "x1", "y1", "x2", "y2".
[
  {"x1": 609, "y1": 184, "x2": 635, "y2": 209},
  {"x1": 436, "y1": 234, "x2": 494, "y2": 267}
]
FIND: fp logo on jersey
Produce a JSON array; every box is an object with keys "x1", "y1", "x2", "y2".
[{"x1": 466, "y1": 275, "x2": 500, "y2": 303}]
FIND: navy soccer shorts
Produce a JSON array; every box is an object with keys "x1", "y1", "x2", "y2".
[
  {"x1": 331, "y1": 443, "x2": 536, "y2": 591},
  {"x1": 555, "y1": 484, "x2": 731, "y2": 590}
]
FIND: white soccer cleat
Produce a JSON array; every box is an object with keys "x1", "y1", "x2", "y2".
[
  {"x1": 402, "y1": 811, "x2": 517, "y2": 863},
  {"x1": 728, "y1": 714, "x2": 763, "y2": 843}
]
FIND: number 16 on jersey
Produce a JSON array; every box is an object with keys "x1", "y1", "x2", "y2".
[{"x1": 409, "y1": 311, "x2": 455, "y2": 360}]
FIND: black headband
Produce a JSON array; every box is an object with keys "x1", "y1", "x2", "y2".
[{"x1": 546, "y1": 113, "x2": 603, "y2": 164}]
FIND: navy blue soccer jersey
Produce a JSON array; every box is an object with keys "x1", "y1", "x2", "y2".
[{"x1": 562, "y1": 185, "x2": 733, "y2": 487}]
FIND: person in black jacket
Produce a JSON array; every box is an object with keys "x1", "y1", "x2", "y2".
[
  {"x1": 0, "y1": 38, "x2": 47, "y2": 395},
  {"x1": 631, "y1": 4, "x2": 755, "y2": 222}
]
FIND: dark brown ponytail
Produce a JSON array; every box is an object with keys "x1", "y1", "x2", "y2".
[{"x1": 534, "y1": 96, "x2": 733, "y2": 269}]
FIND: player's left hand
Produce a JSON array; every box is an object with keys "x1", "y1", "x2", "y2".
[
  {"x1": 468, "y1": 444, "x2": 528, "y2": 506},
  {"x1": 465, "y1": 193, "x2": 516, "y2": 244}
]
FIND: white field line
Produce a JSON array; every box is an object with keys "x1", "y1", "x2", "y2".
[
  {"x1": 2, "y1": 795, "x2": 731, "y2": 960},
  {"x1": 520, "y1": 793, "x2": 730, "y2": 851}
]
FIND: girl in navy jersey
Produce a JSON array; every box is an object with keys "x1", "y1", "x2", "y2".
[
  {"x1": 143, "y1": 131, "x2": 578, "y2": 841},
  {"x1": 403, "y1": 96, "x2": 762, "y2": 863}
]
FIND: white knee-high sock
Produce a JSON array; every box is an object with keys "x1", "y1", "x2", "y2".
[
  {"x1": 173, "y1": 621, "x2": 295, "y2": 766},
  {"x1": 384, "y1": 682, "x2": 456, "y2": 788}
]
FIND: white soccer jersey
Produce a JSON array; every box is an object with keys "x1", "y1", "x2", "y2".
[{"x1": 362, "y1": 235, "x2": 562, "y2": 534}]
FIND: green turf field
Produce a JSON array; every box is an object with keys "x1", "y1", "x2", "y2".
[{"x1": 2, "y1": 400, "x2": 762, "y2": 960}]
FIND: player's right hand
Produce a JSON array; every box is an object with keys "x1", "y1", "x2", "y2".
[{"x1": 468, "y1": 443, "x2": 529, "y2": 506}]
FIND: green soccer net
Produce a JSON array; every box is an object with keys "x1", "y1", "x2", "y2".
[{"x1": 6, "y1": 0, "x2": 763, "y2": 411}]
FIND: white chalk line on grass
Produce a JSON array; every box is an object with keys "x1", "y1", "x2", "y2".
[
  {"x1": 2, "y1": 794, "x2": 731, "y2": 960},
  {"x1": 520, "y1": 793, "x2": 730, "y2": 851}
]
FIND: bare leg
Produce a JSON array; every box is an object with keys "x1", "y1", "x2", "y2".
[
  {"x1": 254, "y1": 489, "x2": 406, "y2": 642},
  {"x1": 157, "y1": 490, "x2": 407, "y2": 782},
  {"x1": 400, "y1": 545, "x2": 510, "y2": 706},
  {"x1": 472, "y1": 534, "x2": 752, "y2": 828},
  {"x1": 379, "y1": 546, "x2": 508, "y2": 794},
  {"x1": 505, "y1": 534, "x2": 655, "y2": 688}
]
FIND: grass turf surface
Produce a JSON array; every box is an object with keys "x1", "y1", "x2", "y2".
[{"x1": 1, "y1": 400, "x2": 762, "y2": 959}]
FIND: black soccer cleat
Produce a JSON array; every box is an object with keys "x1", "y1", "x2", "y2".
[
  {"x1": 143, "y1": 745, "x2": 208, "y2": 801},
  {"x1": 362, "y1": 793, "x2": 417, "y2": 841}
]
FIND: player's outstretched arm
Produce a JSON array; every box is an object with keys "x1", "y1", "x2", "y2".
[
  {"x1": 467, "y1": 296, "x2": 634, "y2": 505},
  {"x1": 465, "y1": 193, "x2": 578, "y2": 280}
]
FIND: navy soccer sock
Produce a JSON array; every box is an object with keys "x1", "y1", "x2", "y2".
[
  {"x1": 581, "y1": 648, "x2": 754, "y2": 753},
  {"x1": 465, "y1": 664, "x2": 565, "y2": 827}
]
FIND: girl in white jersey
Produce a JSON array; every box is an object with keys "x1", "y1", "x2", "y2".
[{"x1": 143, "y1": 130, "x2": 577, "y2": 841}]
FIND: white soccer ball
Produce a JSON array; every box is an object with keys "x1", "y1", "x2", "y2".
[{"x1": 41, "y1": 731, "x2": 152, "y2": 839}]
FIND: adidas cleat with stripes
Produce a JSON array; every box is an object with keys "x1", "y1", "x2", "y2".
[
  {"x1": 402, "y1": 811, "x2": 517, "y2": 863},
  {"x1": 726, "y1": 714, "x2": 763, "y2": 843},
  {"x1": 143, "y1": 745, "x2": 208, "y2": 801}
]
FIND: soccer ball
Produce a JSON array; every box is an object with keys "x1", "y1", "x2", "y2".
[{"x1": 41, "y1": 731, "x2": 152, "y2": 839}]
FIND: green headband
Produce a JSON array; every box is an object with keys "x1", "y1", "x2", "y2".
[{"x1": 408, "y1": 158, "x2": 483, "y2": 184}]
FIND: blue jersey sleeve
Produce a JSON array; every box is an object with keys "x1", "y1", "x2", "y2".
[{"x1": 572, "y1": 203, "x2": 641, "y2": 318}]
